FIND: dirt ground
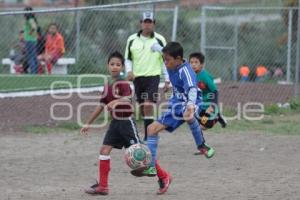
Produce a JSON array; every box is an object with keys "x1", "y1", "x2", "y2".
[
  {"x1": 0, "y1": 129, "x2": 300, "y2": 200},
  {"x1": 1, "y1": 82, "x2": 300, "y2": 200}
]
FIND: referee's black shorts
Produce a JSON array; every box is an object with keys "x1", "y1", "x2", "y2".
[
  {"x1": 133, "y1": 75, "x2": 160, "y2": 103},
  {"x1": 103, "y1": 118, "x2": 142, "y2": 149}
]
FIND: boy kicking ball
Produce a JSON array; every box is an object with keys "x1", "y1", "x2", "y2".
[{"x1": 133, "y1": 42, "x2": 215, "y2": 195}]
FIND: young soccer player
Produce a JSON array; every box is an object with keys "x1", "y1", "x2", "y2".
[
  {"x1": 189, "y1": 52, "x2": 227, "y2": 130},
  {"x1": 80, "y1": 51, "x2": 141, "y2": 195},
  {"x1": 133, "y1": 42, "x2": 215, "y2": 194}
]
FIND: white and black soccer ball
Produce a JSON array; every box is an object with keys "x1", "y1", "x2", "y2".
[{"x1": 124, "y1": 143, "x2": 151, "y2": 170}]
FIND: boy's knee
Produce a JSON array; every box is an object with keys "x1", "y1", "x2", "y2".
[
  {"x1": 147, "y1": 123, "x2": 158, "y2": 136},
  {"x1": 186, "y1": 118, "x2": 194, "y2": 124},
  {"x1": 100, "y1": 146, "x2": 110, "y2": 155}
]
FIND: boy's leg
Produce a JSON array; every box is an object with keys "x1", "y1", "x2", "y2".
[
  {"x1": 217, "y1": 113, "x2": 227, "y2": 128},
  {"x1": 147, "y1": 123, "x2": 172, "y2": 195},
  {"x1": 85, "y1": 145, "x2": 112, "y2": 195},
  {"x1": 147, "y1": 121, "x2": 167, "y2": 167},
  {"x1": 155, "y1": 160, "x2": 172, "y2": 195},
  {"x1": 46, "y1": 62, "x2": 52, "y2": 74},
  {"x1": 187, "y1": 117, "x2": 205, "y2": 147},
  {"x1": 131, "y1": 121, "x2": 166, "y2": 177},
  {"x1": 185, "y1": 108, "x2": 215, "y2": 158},
  {"x1": 98, "y1": 146, "x2": 112, "y2": 189},
  {"x1": 143, "y1": 101, "x2": 155, "y2": 141}
]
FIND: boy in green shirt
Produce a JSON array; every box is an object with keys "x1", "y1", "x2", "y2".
[{"x1": 189, "y1": 52, "x2": 227, "y2": 130}]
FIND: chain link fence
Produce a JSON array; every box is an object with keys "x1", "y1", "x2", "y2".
[
  {"x1": 199, "y1": 6, "x2": 300, "y2": 109},
  {"x1": 0, "y1": 1, "x2": 175, "y2": 74},
  {"x1": 0, "y1": 2, "x2": 300, "y2": 130},
  {"x1": 201, "y1": 6, "x2": 299, "y2": 83}
]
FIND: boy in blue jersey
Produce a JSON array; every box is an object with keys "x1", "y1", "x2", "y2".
[{"x1": 131, "y1": 42, "x2": 215, "y2": 195}]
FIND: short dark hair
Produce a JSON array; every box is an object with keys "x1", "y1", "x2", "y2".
[
  {"x1": 189, "y1": 52, "x2": 205, "y2": 64},
  {"x1": 162, "y1": 42, "x2": 183, "y2": 59},
  {"x1": 24, "y1": 6, "x2": 35, "y2": 20},
  {"x1": 107, "y1": 51, "x2": 124, "y2": 66}
]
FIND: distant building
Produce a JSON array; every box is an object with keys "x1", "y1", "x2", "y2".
[
  {"x1": 0, "y1": 0, "x2": 85, "y2": 9},
  {"x1": 179, "y1": 0, "x2": 246, "y2": 7}
]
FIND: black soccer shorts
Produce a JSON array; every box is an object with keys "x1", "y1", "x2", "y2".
[
  {"x1": 103, "y1": 118, "x2": 142, "y2": 149},
  {"x1": 133, "y1": 75, "x2": 160, "y2": 103}
]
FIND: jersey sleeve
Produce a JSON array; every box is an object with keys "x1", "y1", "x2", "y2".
[
  {"x1": 125, "y1": 35, "x2": 135, "y2": 61},
  {"x1": 180, "y1": 66, "x2": 197, "y2": 93},
  {"x1": 124, "y1": 38, "x2": 131, "y2": 60},
  {"x1": 99, "y1": 86, "x2": 108, "y2": 105},
  {"x1": 180, "y1": 66, "x2": 198, "y2": 104}
]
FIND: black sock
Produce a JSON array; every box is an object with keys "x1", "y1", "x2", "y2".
[
  {"x1": 143, "y1": 119, "x2": 153, "y2": 141},
  {"x1": 217, "y1": 113, "x2": 227, "y2": 128}
]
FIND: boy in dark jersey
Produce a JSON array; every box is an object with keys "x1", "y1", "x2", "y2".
[
  {"x1": 189, "y1": 52, "x2": 227, "y2": 130},
  {"x1": 80, "y1": 51, "x2": 142, "y2": 195}
]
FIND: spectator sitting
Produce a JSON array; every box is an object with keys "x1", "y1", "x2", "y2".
[
  {"x1": 9, "y1": 30, "x2": 28, "y2": 74},
  {"x1": 239, "y1": 65, "x2": 250, "y2": 82},
  {"x1": 38, "y1": 23, "x2": 65, "y2": 74},
  {"x1": 255, "y1": 65, "x2": 269, "y2": 82}
]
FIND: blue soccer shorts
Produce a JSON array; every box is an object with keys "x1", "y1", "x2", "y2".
[{"x1": 157, "y1": 102, "x2": 201, "y2": 132}]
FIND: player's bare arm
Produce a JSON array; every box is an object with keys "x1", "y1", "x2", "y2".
[
  {"x1": 127, "y1": 71, "x2": 135, "y2": 81},
  {"x1": 183, "y1": 104, "x2": 196, "y2": 123},
  {"x1": 80, "y1": 105, "x2": 104, "y2": 135}
]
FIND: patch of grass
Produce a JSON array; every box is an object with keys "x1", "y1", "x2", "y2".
[
  {"x1": 24, "y1": 125, "x2": 53, "y2": 134},
  {"x1": 290, "y1": 98, "x2": 300, "y2": 111},
  {"x1": 57, "y1": 122, "x2": 81, "y2": 130},
  {"x1": 209, "y1": 113, "x2": 300, "y2": 135},
  {"x1": 0, "y1": 75, "x2": 106, "y2": 93},
  {"x1": 221, "y1": 107, "x2": 237, "y2": 118},
  {"x1": 24, "y1": 122, "x2": 81, "y2": 134},
  {"x1": 264, "y1": 104, "x2": 283, "y2": 114}
]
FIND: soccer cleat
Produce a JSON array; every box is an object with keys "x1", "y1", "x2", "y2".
[
  {"x1": 90, "y1": 181, "x2": 99, "y2": 188},
  {"x1": 84, "y1": 182, "x2": 108, "y2": 195},
  {"x1": 130, "y1": 166, "x2": 149, "y2": 177},
  {"x1": 157, "y1": 173, "x2": 172, "y2": 195},
  {"x1": 131, "y1": 166, "x2": 157, "y2": 177},
  {"x1": 197, "y1": 143, "x2": 215, "y2": 158},
  {"x1": 142, "y1": 166, "x2": 157, "y2": 177}
]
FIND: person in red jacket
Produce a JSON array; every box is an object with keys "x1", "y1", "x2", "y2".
[{"x1": 38, "y1": 23, "x2": 65, "y2": 74}]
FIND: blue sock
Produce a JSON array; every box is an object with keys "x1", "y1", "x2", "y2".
[
  {"x1": 188, "y1": 118, "x2": 205, "y2": 148},
  {"x1": 147, "y1": 135, "x2": 159, "y2": 167}
]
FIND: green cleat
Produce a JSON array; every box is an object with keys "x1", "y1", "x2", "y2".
[
  {"x1": 197, "y1": 143, "x2": 215, "y2": 158},
  {"x1": 142, "y1": 166, "x2": 157, "y2": 177},
  {"x1": 131, "y1": 166, "x2": 157, "y2": 177}
]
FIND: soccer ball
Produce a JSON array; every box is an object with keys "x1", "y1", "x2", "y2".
[{"x1": 124, "y1": 143, "x2": 152, "y2": 170}]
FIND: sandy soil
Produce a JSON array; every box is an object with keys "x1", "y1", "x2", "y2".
[{"x1": 0, "y1": 130, "x2": 299, "y2": 200}]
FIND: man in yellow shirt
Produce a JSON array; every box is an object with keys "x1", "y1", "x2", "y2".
[{"x1": 125, "y1": 12, "x2": 169, "y2": 141}]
